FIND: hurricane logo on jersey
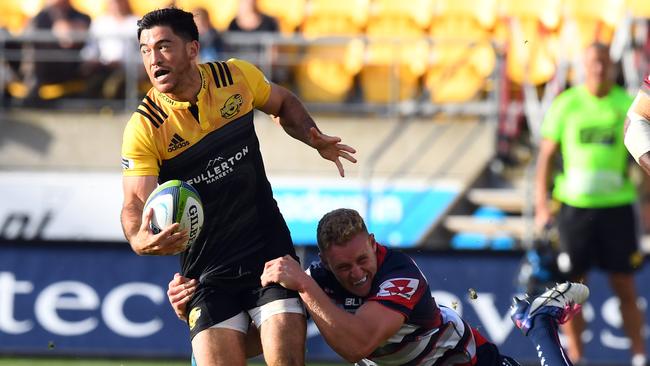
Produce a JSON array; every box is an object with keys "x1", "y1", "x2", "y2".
[
  {"x1": 188, "y1": 307, "x2": 202, "y2": 330},
  {"x1": 377, "y1": 278, "x2": 419, "y2": 300},
  {"x1": 221, "y1": 94, "x2": 243, "y2": 119}
]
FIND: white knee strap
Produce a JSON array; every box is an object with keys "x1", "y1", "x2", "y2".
[{"x1": 624, "y1": 112, "x2": 650, "y2": 163}]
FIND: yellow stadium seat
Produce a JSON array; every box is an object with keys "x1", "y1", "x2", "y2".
[
  {"x1": 38, "y1": 80, "x2": 87, "y2": 100},
  {"x1": 562, "y1": 0, "x2": 626, "y2": 50},
  {"x1": 425, "y1": 0, "x2": 497, "y2": 103},
  {"x1": 129, "y1": 0, "x2": 177, "y2": 17},
  {"x1": 19, "y1": 0, "x2": 44, "y2": 19},
  {"x1": 370, "y1": 0, "x2": 434, "y2": 30},
  {"x1": 296, "y1": 0, "x2": 369, "y2": 103},
  {"x1": 301, "y1": 0, "x2": 369, "y2": 37},
  {"x1": 0, "y1": 1, "x2": 29, "y2": 34},
  {"x1": 7, "y1": 81, "x2": 28, "y2": 99},
  {"x1": 434, "y1": 0, "x2": 498, "y2": 33},
  {"x1": 496, "y1": 0, "x2": 561, "y2": 86},
  {"x1": 426, "y1": 41, "x2": 497, "y2": 103},
  {"x1": 257, "y1": 0, "x2": 306, "y2": 34},
  {"x1": 175, "y1": 0, "x2": 239, "y2": 31},
  {"x1": 0, "y1": 0, "x2": 44, "y2": 34},
  {"x1": 360, "y1": 0, "x2": 434, "y2": 103},
  {"x1": 628, "y1": 0, "x2": 650, "y2": 18},
  {"x1": 7, "y1": 80, "x2": 87, "y2": 100}
]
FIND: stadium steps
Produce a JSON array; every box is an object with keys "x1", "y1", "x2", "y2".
[
  {"x1": 0, "y1": 110, "x2": 494, "y2": 186},
  {"x1": 466, "y1": 187, "x2": 527, "y2": 213},
  {"x1": 444, "y1": 214, "x2": 532, "y2": 240}
]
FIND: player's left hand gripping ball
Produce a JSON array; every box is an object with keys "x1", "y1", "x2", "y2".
[{"x1": 143, "y1": 180, "x2": 204, "y2": 254}]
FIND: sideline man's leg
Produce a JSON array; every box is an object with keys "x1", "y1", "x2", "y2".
[
  {"x1": 556, "y1": 204, "x2": 596, "y2": 363},
  {"x1": 559, "y1": 305, "x2": 586, "y2": 363},
  {"x1": 192, "y1": 312, "x2": 249, "y2": 366},
  {"x1": 609, "y1": 273, "x2": 647, "y2": 362},
  {"x1": 251, "y1": 298, "x2": 306, "y2": 366},
  {"x1": 511, "y1": 282, "x2": 590, "y2": 366}
]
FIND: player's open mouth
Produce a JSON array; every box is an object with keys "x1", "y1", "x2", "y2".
[
  {"x1": 154, "y1": 69, "x2": 170, "y2": 79},
  {"x1": 353, "y1": 275, "x2": 367, "y2": 286}
]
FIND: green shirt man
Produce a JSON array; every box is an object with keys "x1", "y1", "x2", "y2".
[{"x1": 541, "y1": 85, "x2": 635, "y2": 208}]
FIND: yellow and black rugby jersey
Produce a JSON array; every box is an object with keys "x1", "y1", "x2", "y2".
[
  {"x1": 121, "y1": 58, "x2": 271, "y2": 176},
  {"x1": 121, "y1": 58, "x2": 295, "y2": 284}
]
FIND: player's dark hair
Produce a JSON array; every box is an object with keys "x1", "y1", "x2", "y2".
[
  {"x1": 137, "y1": 7, "x2": 199, "y2": 42},
  {"x1": 317, "y1": 208, "x2": 368, "y2": 252}
]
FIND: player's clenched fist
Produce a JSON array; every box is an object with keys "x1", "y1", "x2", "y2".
[
  {"x1": 167, "y1": 273, "x2": 198, "y2": 322},
  {"x1": 261, "y1": 255, "x2": 310, "y2": 292}
]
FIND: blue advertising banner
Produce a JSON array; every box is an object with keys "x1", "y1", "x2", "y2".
[
  {"x1": 272, "y1": 184, "x2": 459, "y2": 247},
  {"x1": 0, "y1": 244, "x2": 189, "y2": 357},
  {"x1": 0, "y1": 243, "x2": 647, "y2": 364},
  {"x1": 0, "y1": 173, "x2": 458, "y2": 249}
]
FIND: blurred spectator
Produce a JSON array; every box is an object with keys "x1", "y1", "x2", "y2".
[
  {"x1": 193, "y1": 7, "x2": 223, "y2": 63},
  {"x1": 228, "y1": 0, "x2": 279, "y2": 34},
  {"x1": 534, "y1": 42, "x2": 646, "y2": 366},
  {"x1": 20, "y1": 0, "x2": 91, "y2": 104},
  {"x1": 81, "y1": 0, "x2": 139, "y2": 99},
  {"x1": 227, "y1": 0, "x2": 279, "y2": 59},
  {"x1": 227, "y1": 0, "x2": 285, "y2": 83}
]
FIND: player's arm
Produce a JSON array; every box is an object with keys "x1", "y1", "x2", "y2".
[
  {"x1": 624, "y1": 89, "x2": 650, "y2": 176},
  {"x1": 121, "y1": 175, "x2": 187, "y2": 255},
  {"x1": 261, "y1": 256, "x2": 404, "y2": 362},
  {"x1": 534, "y1": 138, "x2": 559, "y2": 229},
  {"x1": 259, "y1": 84, "x2": 357, "y2": 177}
]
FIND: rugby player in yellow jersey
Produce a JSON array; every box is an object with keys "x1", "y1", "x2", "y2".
[{"x1": 119, "y1": 7, "x2": 356, "y2": 366}]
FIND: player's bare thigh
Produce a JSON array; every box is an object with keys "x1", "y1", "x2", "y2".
[
  {"x1": 192, "y1": 312, "x2": 249, "y2": 366},
  {"x1": 252, "y1": 299, "x2": 306, "y2": 366}
]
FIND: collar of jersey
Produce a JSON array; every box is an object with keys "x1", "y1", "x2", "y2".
[{"x1": 154, "y1": 66, "x2": 208, "y2": 110}]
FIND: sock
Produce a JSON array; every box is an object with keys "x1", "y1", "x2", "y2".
[
  {"x1": 526, "y1": 314, "x2": 573, "y2": 366},
  {"x1": 632, "y1": 354, "x2": 647, "y2": 366}
]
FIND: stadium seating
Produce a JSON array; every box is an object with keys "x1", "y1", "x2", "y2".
[
  {"x1": 7, "y1": 79, "x2": 87, "y2": 101},
  {"x1": 628, "y1": 0, "x2": 650, "y2": 18},
  {"x1": 360, "y1": 0, "x2": 433, "y2": 103},
  {"x1": 496, "y1": 0, "x2": 562, "y2": 86},
  {"x1": 2, "y1": 0, "x2": 647, "y2": 109},
  {"x1": 562, "y1": 0, "x2": 626, "y2": 50},
  {"x1": 425, "y1": 0, "x2": 497, "y2": 103},
  {"x1": 295, "y1": 0, "x2": 369, "y2": 103},
  {"x1": 0, "y1": 0, "x2": 41, "y2": 34}
]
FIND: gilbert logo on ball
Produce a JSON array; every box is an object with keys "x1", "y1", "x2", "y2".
[{"x1": 143, "y1": 180, "x2": 204, "y2": 253}]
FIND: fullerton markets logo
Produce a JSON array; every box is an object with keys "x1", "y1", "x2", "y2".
[{"x1": 188, "y1": 146, "x2": 249, "y2": 185}]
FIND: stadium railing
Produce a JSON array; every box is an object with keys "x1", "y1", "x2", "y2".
[{"x1": 0, "y1": 30, "x2": 503, "y2": 118}]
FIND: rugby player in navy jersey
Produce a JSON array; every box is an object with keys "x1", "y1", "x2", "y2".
[{"x1": 170, "y1": 209, "x2": 589, "y2": 365}]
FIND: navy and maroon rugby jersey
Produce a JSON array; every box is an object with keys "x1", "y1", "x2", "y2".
[{"x1": 308, "y1": 244, "x2": 479, "y2": 366}]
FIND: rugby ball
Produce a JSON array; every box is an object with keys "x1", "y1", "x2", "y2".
[{"x1": 143, "y1": 180, "x2": 204, "y2": 253}]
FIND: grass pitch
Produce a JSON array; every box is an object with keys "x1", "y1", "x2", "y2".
[{"x1": 0, "y1": 358, "x2": 344, "y2": 366}]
